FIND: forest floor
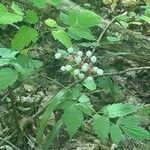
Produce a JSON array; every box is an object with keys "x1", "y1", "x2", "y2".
[{"x1": 0, "y1": 0, "x2": 150, "y2": 150}]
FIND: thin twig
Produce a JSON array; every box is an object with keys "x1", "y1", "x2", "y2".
[
  {"x1": 0, "y1": 137, "x2": 21, "y2": 150},
  {"x1": 40, "y1": 74, "x2": 65, "y2": 88},
  {"x1": 92, "y1": 17, "x2": 116, "y2": 54},
  {"x1": 95, "y1": 66, "x2": 150, "y2": 77}
]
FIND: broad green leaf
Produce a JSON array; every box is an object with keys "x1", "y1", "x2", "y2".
[
  {"x1": 0, "y1": 48, "x2": 18, "y2": 66},
  {"x1": 45, "y1": 18, "x2": 58, "y2": 28},
  {"x1": 37, "y1": 89, "x2": 67, "y2": 142},
  {"x1": 93, "y1": 114, "x2": 110, "y2": 142},
  {"x1": 62, "y1": 105, "x2": 84, "y2": 137},
  {"x1": 117, "y1": 115, "x2": 142, "y2": 126},
  {"x1": 0, "y1": 11, "x2": 23, "y2": 24},
  {"x1": 28, "y1": 0, "x2": 47, "y2": 8},
  {"x1": 12, "y1": 25, "x2": 38, "y2": 50},
  {"x1": 43, "y1": 119, "x2": 63, "y2": 150},
  {"x1": 68, "y1": 26, "x2": 95, "y2": 40},
  {"x1": 78, "y1": 94, "x2": 90, "y2": 103},
  {"x1": 47, "y1": 0, "x2": 62, "y2": 6},
  {"x1": 0, "y1": 3, "x2": 8, "y2": 12},
  {"x1": 68, "y1": 10, "x2": 101, "y2": 28},
  {"x1": 11, "y1": 2, "x2": 24, "y2": 15},
  {"x1": 25, "y1": 10, "x2": 38, "y2": 24},
  {"x1": 52, "y1": 30, "x2": 72, "y2": 48},
  {"x1": 0, "y1": 68, "x2": 18, "y2": 91},
  {"x1": 110, "y1": 124, "x2": 122, "y2": 144},
  {"x1": 102, "y1": 103, "x2": 138, "y2": 118},
  {"x1": 83, "y1": 77, "x2": 96, "y2": 91},
  {"x1": 121, "y1": 126, "x2": 150, "y2": 140}
]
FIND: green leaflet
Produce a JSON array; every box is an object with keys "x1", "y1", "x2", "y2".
[
  {"x1": 62, "y1": 105, "x2": 84, "y2": 137},
  {"x1": 121, "y1": 126, "x2": 150, "y2": 140},
  {"x1": 37, "y1": 89, "x2": 67, "y2": 142},
  {"x1": 45, "y1": 18, "x2": 58, "y2": 28},
  {"x1": 0, "y1": 68, "x2": 18, "y2": 91},
  {"x1": 52, "y1": 30, "x2": 72, "y2": 48},
  {"x1": 0, "y1": 3, "x2": 8, "y2": 12},
  {"x1": 0, "y1": 48, "x2": 18, "y2": 66},
  {"x1": 110, "y1": 124, "x2": 122, "y2": 144},
  {"x1": 12, "y1": 25, "x2": 39, "y2": 50},
  {"x1": 67, "y1": 10, "x2": 101, "y2": 28},
  {"x1": 25, "y1": 10, "x2": 38, "y2": 24},
  {"x1": 93, "y1": 114, "x2": 110, "y2": 143},
  {"x1": 78, "y1": 94, "x2": 90, "y2": 103},
  {"x1": 12, "y1": 55, "x2": 43, "y2": 75},
  {"x1": 0, "y1": 11, "x2": 23, "y2": 24},
  {"x1": 43, "y1": 119, "x2": 63, "y2": 150},
  {"x1": 83, "y1": 77, "x2": 96, "y2": 91},
  {"x1": 102, "y1": 103, "x2": 139, "y2": 118},
  {"x1": 68, "y1": 26, "x2": 95, "y2": 40},
  {"x1": 117, "y1": 115, "x2": 142, "y2": 126}
]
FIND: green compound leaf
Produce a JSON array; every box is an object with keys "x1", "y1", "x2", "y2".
[
  {"x1": 102, "y1": 103, "x2": 139, "y2": 118},
  {"x1": 37, "y1": 89, "x2": 67, "y2": 142},
  {"x1": 0, "y1": 11, "x2": 23, "y2": 24},
  {"x1": 52, "y1": 30, "x2": 72, "y2": 48},
  {"x1": 11, "y1": 2, "x2": 24, "y2": 15},
  {"x1": 12, "y1": 25, "x2": 39, "y2": 50},
  {"x1": 93, "y1": 114, "x2": 110, "y2": 143},
  {"x1": 83, "y1": 77, "x2": 96, "y2": 91},
  {"x1": 110, "y1": 124, "x2": 122, "y2": 144},
  {"x1": 0, "y1": 48, "x2": 18, "y2": 66},
  {"x1": 25, "y1": 10, "x2": 38, "y2": 24},
  {"x1": 0, "y1": 68, "x2": 18, "y2": 91},
  {"x1": 62, "y1": 105, "x2": 84, "y2": 137},
  {"x1": 121, "y1": 126, "x2": 150, "y2": 140}
]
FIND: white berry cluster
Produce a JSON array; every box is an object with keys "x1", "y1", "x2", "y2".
[{"x1": 55, "y1": 47, "x2": 104, "y2": 79}]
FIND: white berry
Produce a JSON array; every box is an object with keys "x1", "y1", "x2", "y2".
[
  {"x1": 78, "y1": 73, "x2": 84, "y2": 79},
  {"x1": 93, "y1": 66, "x2": 99, "y2": 72},
  {"x1": 97, "y1": 69, "x2": 104, "y2": 76},
  {"x1": 55, "y1": 53, "x2": 61, "y2": 59},
  {"x1": 67, "y1": 47, "x2": 74, "y2": 53},
  {"x1": 82, "y1": 65, "x2": 88, "y2": 72},
  {"x1": 83, "y1": 63, "x2": 88, "y2": 67},
  {"x1": 75, "y1": 56, "x2": 81, "y2": 64},
  {"x1": 91, "y1": 56, "x2": 97, "y2": 63},
  {"x1": 60, "y1": 66, "x2": 66, "y2": 72},
  {"x1": 77, "y1": 51, "x2": 83, "y2": 57},
  {"x1": 87, "y1": 76, "x2": 93, "y2": 81},
  {"x1": 65, "y1": 65, "x2": 72, "y2": 71},
  {"x1": 73, "y1": 69, "x2": 80, "y2": 75},
  {"x1": 86, "y1": 51, "x2": 92, "y2": 57}
]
